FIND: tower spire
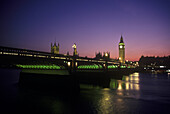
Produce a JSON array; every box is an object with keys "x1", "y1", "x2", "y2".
[
  {"x1": 120, "y1": 35, "x2": 124, "y2": 43},
  {"x1": 54, "y1": 37, "x2": 56, "y2": 46}
]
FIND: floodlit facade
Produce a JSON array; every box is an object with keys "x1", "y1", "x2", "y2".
[
  {"x1": 119, "y1": 35, "x2": 125, "y2": 63},
  {"x1": 51, "y1": 42, "x2": 59, "y2": 54},
  {"x1": 72, "y1": 43, "x2": 78, "y2": 56}
]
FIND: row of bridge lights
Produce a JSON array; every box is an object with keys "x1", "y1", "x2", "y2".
[
  {"x1": 16, "y1": 64, "x2": 135, "y2": 69},
  {"x1": 66, "y1": 61, "x2": 135, "y2": 69}
]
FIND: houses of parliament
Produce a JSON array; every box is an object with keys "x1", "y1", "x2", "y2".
[
  {"x1": 51, "y1": 35, "x2": 125, "y2": 64},
  {"x1": 94, "y1": 35, "x2": 125, "y2": 64}
]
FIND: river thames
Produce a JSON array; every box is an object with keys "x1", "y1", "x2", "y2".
[{"x1": 1, "y1": 68, "x2": 170, "y2": 114}]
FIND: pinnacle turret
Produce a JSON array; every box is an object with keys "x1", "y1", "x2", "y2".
[{"x1": 120, "y1": 35, "x2": 124, "y2": 43}]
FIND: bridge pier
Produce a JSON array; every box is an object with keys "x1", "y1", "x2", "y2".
[
  {"x1": 72, "y1": 58, "x2": 76, "y2": 73},
  {"x1": 71, "y1": 55, "x2": 78, "y2": 73},
  {"x1": 104, "y1": 60, "x2": 108, "y2": 72}
]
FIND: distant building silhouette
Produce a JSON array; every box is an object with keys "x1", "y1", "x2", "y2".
[
  {"x1": 67, "y1": 51, "x2": 69, "y2": 55},
  {"x1": 95, "y1": 52, "x2": 110, "y2": 60},
  {"x1": 139, "y1": 55, "x2": 170, "y2": 68},
  {"x1": 95, "y1": 52, "x2": 102, "y2": 59},
  {"x1": 119, "y1": 35, "x2": 125, "y2": 63},
  {"x1": 51, "y1": 42, "x2": 59, "y2": 54}
]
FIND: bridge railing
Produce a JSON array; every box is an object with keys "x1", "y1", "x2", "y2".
[{"x1": 1, "y1": 46, "x2": 136, "y2": 71}]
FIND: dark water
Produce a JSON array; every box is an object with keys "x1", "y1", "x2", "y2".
[{"x1": 1, "y1": 68, "x2": 170, "y2": 114}]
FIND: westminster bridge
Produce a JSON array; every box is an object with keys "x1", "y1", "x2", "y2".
[
  {"x1": 0, "y1": 46, "x2": 137, "y2": 72},
  {"x1": 0, "y1": 45, "x2": 140, "y2": 89}
]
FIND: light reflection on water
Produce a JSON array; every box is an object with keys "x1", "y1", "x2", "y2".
[
  {"x1": 98, "y1": 90, "x2": 113, "y2": 114},
  {"x1": 1, "y1": 68, "x2": 170, "y2": 114},
  {"x1": 110, "y1": 72, "x2": 140, "y2": 91},
  {"x1": 96, "y1": 72, "x2": 141, "y2": 114},
  {"x1": 79, "y1": 72, "x2": 142, "y2": 113}
]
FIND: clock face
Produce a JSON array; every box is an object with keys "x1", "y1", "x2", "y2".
[{"x1": 120, "y1": 45, "x2": 123, "y2": 48}]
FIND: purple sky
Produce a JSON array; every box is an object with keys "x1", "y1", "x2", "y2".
[{"x1": 0, "y1": 0, "x2": 170, "y2": 61}]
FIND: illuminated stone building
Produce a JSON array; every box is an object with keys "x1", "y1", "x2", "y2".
[
  {"x1": 119, "y1": 35, "x2": 125, "y2": 63},
  {"x1": 72, "y1": 43, "x2": 78, "y2": 56},
  {"x1": 51, "y1": 42, "x2": 59, "y2": 54}
]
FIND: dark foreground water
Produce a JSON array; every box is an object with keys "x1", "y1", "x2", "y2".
[{"x1": 1, "y1": 68, "x2": 170, "y2": 114}]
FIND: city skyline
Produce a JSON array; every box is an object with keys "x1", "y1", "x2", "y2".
[{"x1": 0, "y1": 0, "x2": 170, "y2": 61}]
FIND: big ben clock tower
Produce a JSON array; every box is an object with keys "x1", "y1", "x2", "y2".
[{"x1": 119, "y1": 35, "x2": 125, "y2": 64}]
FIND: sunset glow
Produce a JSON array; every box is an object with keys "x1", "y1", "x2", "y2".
[{"x1": 0, "y1": 0, "x2": 170, "y2": 61}]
